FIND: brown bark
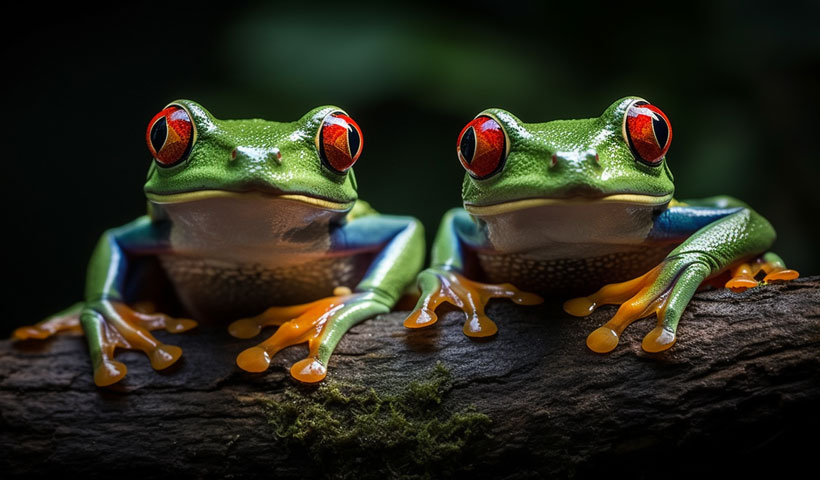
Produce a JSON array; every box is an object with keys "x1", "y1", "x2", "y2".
[{"x1": 1, "y1": 277, "x2": 818, "y2": 479}]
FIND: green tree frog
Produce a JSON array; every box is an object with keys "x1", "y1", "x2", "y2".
[
  {"x1": 14, "y1": 100, "x2": 425, "y2": 386},
  {"x1": 405, "y1": 97, "x2": 798, "y2": 353}
]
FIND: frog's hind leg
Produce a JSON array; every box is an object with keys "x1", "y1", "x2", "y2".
[
  {"x1": 12, "y1": 303, "x2": 84, "y2": 340},
  {"x1": 564, "y1": 257, "x2": 711, "y2": 353},
  {"x1": 725, "y1": 252, "x2": 799, "y2": 292},
  {"x1": 227, "y1": 301, "x2": 319, "y2": 339},
  {"x1": 234, "y1": 213, "x2": 426, "y2": 383},
  {"x1": 233, "y1": 287, "x2": 391, "y2": 383},
  {"x1": 567, "y1": 198, "x2": 800, "y2": 355},
  {"x1": 229, "y1": 293, "x2": 353, "y2": 379}
]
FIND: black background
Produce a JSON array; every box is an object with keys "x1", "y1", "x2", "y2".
[{"x1": 3, "y1": 1, "x2": 818, "y2": 334}]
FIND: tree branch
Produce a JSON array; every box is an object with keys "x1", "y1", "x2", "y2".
[{"x1": 2, "y1": 277, "x2": 818, "y2": 479}]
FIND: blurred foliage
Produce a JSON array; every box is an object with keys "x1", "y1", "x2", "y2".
[{"x1": 2, "y1": 0, "x2": 818, "y2": 331}]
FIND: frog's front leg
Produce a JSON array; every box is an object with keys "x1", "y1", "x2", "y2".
[
  {"x1": 403, "y1": 208, "x2": 542, "y2": 337},
  {"x1": 565, "y1": 200, "x2": 798, "y2": 353},
  {"x1": 229, "y1": 214, "x2": 425, "y2": 383},
  {"x1": 18, "y1": 216, "x2": 197, "y2": 386}
]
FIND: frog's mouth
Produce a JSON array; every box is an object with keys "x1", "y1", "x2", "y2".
[
  {"x1": 145, "y1": 189, "x2": 355, "y2": 211},
  {"x1": 464, "y1": 192, "x2": 674, "y2": 216}
]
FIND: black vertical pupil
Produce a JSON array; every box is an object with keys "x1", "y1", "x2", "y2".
[
  {"x1": 346, "y1": 123, "x2": 360, "y2": 157},
  {"x1": 460, "y1": 127, "x2": 476, "y2": 163},
  {"x1": 652, "y1": 116, "x2": 669, "y2": 149},
  {"x1": 150, "y1": 116, "x2": 168, "y2": 153}
]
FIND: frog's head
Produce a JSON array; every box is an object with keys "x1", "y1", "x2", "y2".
[
  {"x1": 459, "y1": 97, "x2": 675, "y2": 216},
  {"x1": 143, "y1": 100, "x2": 360, "y2": 212}
]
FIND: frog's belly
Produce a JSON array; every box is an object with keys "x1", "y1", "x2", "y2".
[
  {"x1": 159, "y1": 254, "x2": 372, "y2": 322},
  {"x1": 476, "y1": 245, "x2": 675, "y2": 296},
  {"x1": 470, "y1": 196, "x2": 677, "y2": 295}
]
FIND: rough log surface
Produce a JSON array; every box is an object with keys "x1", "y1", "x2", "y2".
[{"x1": 1, "y1": 277, "x2": 819, "y2": 479}]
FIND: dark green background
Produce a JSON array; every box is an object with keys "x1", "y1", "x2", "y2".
[{"x1": 4, "y1": 1, "x2": 818, "y2": 334}]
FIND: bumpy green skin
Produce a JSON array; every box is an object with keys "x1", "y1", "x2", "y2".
[
  {"x1": 462, "y1": 98, "x2": 674, "y2": 206},
  {"x1": 419, "y1": 96, "x2": 782, "y2": 344},
  {"x1": 144, "y1": 102, "x2": 358, "y2": 203},
  {"x1": 76, "y1": 100, "x2": 425, "y2": 383}
]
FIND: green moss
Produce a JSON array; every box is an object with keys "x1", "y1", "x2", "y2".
[{"x1": 262, "y1": 362, "x2": 492, "y2": 479}]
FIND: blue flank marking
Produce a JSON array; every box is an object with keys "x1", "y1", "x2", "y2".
[
  {"x1": 112, "y1": 216, "x2": 172, "y2": 252},
  {"x1": 452, "y1": 209, "x2": 487, "y2": 249},
  {"x1": 90, "y1": 216, "x2": 171, "y2": 302},
  {"x1": 649, "y1": 206, "x2": 743, "y2": 241},
  {"x1": 331, "y1": 215, "x2": 414, "y2": 250}
]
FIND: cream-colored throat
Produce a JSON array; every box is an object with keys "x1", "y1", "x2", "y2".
[
  {"x1": 150, "y1": 191, "x2": 350, "y2": 263},
  {"x1": 468, "y1": 197, "x2": 668, "y2": 258}
]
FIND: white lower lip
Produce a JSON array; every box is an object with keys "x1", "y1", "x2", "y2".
[
  {"x1": 146, "y1": 190, "x2": 354, "y2": 211},
  {"x1": 464, "y1": 193, "x2": 674, "y2": 216}
]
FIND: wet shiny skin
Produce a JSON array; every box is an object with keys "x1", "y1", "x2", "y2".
[{"x1": 406, "y1": 97, "x2": 799, "y2": 353}]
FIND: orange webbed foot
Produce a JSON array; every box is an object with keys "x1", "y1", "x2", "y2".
[
  {"x1": 60, "y1": 300, "x2": 199, "y2": 387},
  {"x1": 565, "y1": 255, "x2": 712, "y2": 354},
  {"x1": 404, "y1": 268, "x2": 542, "y2": 338},
  {"x1": 231, "y1": 287, "x2": 390, "y2": 383},
  {"x1": 12, "y1": 300, "x2": 196, "y2": 382},
  {"x1": 12, "y1": 303, "x2": 84, "y2": 340},
  {"x1": 725, "y1": 256, "x2": 799, "y2": 292}
]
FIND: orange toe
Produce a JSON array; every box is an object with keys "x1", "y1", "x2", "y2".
[{"x1": 290, "y1": 358, "x2": 327, "y2": 383}]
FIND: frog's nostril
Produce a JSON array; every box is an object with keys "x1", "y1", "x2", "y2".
[
  {"x1": 230, "y1": 148, "x2": 238, "y2": 161},
  {"x1": 550, "y1": 154, "x2": 559, "y2": 168},
  {"x1": 268, "y1": 148, "x2": 282, "y2": 165}
]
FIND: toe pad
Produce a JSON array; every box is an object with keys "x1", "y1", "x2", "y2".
[
  {"x1": 236, "y1": 346, "x2": 272, "y2": 373},
  {"x1": 290, "y1": 358, "x2": 327, "y2": 383}
]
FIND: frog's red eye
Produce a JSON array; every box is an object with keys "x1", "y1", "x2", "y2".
[
  {"x1": 624, "y1": 101, "x2": 672, "y2": 166},
  {"x1": 147, "y1": 106, "x2": 194, "y2": 167},
  {"x1": 457, "y1": 115, "x2": 507, "y2": 179},
  {"x1": 318, "y1": 112, "x2": 362, "y2": 174}
]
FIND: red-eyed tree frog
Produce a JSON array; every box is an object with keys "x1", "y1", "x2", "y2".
[
  {"x1": 404, "y1": 97, "x2": 798, "y2": 353},
  {"x1": 14, "y1": 100, "x2": 425, "y2": 386}
]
